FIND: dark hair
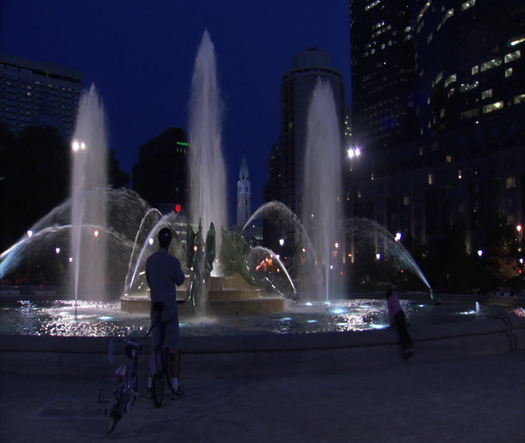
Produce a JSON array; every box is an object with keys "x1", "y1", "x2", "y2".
[
  {"x1": 385, "y1": 289, "x2": 393, "y2": 298},
  {"x1": 158, "y1": 227, "x2": 172, "y2": 249}
]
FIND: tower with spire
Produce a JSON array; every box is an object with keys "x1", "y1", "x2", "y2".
[{"x1": 237, "y1": 154, "x2": 251, "y2": 227}]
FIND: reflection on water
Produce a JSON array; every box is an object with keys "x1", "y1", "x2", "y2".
[{"x1": 0, "y1": 298, "x2": 506, "y2": 337}]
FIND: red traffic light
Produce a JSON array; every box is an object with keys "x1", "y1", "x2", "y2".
[{"x1": 174, "y1": 204, "x2": 182, "y2": 213}]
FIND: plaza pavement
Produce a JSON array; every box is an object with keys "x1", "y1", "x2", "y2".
[{"x1": 1, "y1": 350, "x2": 524, "y2": 442}]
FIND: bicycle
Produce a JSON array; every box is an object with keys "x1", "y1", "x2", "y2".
[
  {"x1": 150, "y1": 302, "x2": 183, "y2": 408},
  {"x1": 98, "y1": 333, "x2": 148, "y2": 434}
]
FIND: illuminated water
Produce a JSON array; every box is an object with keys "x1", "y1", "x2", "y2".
[
  {"x1": 189, "y1": 30, "x2": 227, "y2": 250},
  {"x1": 302, "y1": 79, "x2": 345, "y2": 301},
  {"x1": 70, "y1": 85, "x2": 108, "y2": 302},
  {"x1": 0, "y1": 297, "x2": 506, "y2": 337}
]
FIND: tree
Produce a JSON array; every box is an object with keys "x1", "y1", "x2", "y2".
[{"x1": 0, "y1": 126, "x2": 69, "y2": 251}]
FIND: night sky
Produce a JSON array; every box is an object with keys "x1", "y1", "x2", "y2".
[{"x1": 0, "y1": 0, "x2": 351, "y2": 219}]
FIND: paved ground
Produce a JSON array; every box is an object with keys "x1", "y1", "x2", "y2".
[{"x1": 1, "y1": 351, "x2": 524, "y2": 442}]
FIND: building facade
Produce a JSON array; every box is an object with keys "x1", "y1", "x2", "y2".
[
  {"x1": 132, "y1": 127, "x2": 188, "y2": 214},
  {"x1": 274, "y1": 48, "x2": 345, "y2": 214},
  {"x1": 347, "y1": 0, "x2": 525, "y2": 256},
  {"x1": 0, "y1": 54, "x2": 82, "y2": 140},
  {"x1": 350, "y1": 0, "x2": 418, "y2": 153}
]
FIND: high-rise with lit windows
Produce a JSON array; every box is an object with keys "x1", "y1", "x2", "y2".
[
  {"x1": 347, "y1": 0, "x2": 524, "y2": 257},
  {"x1": 350, "y1": 0, "x2": 418, "y2": 153},
  {"x1": 0, "y1": 54, "x2": 82, "y2": 140}
]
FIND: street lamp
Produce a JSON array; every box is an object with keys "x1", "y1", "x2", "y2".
[
  {"x1": 71, "y1": 139, "x2": 86, "y2": 152},
  {"x1": 347, "y1": 146, "x2": 362, "y2": 160}
]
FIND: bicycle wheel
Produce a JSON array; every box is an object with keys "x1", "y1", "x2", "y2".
[
  {"x1": 106, "y1": 404, "x2": 120, "y2": 434},
  {"x1": 152, "y1": 372, "x2": 164, "y2": 408},
  {"x1": 127, "y1": 372, "x2": 139, "y2": 411}
]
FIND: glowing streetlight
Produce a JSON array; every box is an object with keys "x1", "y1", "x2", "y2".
[
  {"x1": 334, "y1": 242, "x2": 340, "y2": 249},
  {"x1": 94, "y1": 229, "x2": 99, "y2": 238},
  {"x1": 26, "y1": 230, "x2": 33, "y2": 237},
  {"x1": 279, "y1": 238, "x2": 285, "y2": 247},
  {"x1": 477, "y1": 249, "x2": 484, "y2": 257},
  {"x1": 69, "y1": 257, "x2": 73, "y2": 263},
  {"x1": 72, "y1": 139, "x2": 86, "y2": 152},
  {"x1": 148, "y1": 238, "x2": 154, "y2": 246},
  {"x1": 375, "y1": 253, "x2": 381, "y2": 260},
  {"x1": 395, "y1": 232, "x2": 402, "y2": 242},
  {"x1": 517, "y1": 224, "x2": 522, "y2": 233},
  {"x1": 55, "y1": 247, "x2": 61, "y2": 254},
  {"x1": 347, "y1": 146, "x2": 362, "y2": 160}
]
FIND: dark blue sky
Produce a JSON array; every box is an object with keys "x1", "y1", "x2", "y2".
[{"x1": 1, "y1": 0, "x2": 351, "y2": 218}]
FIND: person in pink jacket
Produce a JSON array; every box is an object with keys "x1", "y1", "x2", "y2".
[{"x1": 386, "y1": 289, "x2": 414, "y2": 358}]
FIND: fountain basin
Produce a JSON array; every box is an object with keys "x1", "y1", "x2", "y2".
[{"x1": 1, "y1": 305, "x2": 524, "y2": 379}]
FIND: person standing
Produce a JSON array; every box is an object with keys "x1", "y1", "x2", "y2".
[
  {"x1": 146, "y1": 227, "x2": 185, "y2": 396},
  {"x1": 385, "y1": 289, "x2": 414, "y2": 358}
]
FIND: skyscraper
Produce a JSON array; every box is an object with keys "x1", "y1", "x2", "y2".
[
  {"x1": 350, "y1": 0, "x2": 418, "y2": 153},
  {"x1": 348, "y1": 0, "x2": 525, "y2": 254},
  {"x1": 236, "y1": 154, "x2": 251, "y2": 227},
  {"x1": 276, "y1": 48, "x2": 345, "y2": 214},
  {"x1": 0, "y1": 54, "x2": 82, "y2": 140}
]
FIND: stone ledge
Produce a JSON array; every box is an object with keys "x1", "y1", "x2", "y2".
[{"x1": 1, "y1": 312, "x2": 523, "y2": 378}]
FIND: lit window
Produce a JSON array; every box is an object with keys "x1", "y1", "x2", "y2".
[
  {"x1": 444, "y1": 74, "x2": 457, "y2": 88},
  {"x1": 365, "y1": 0, "x2": 382, "y2": 11},
  {"x1": 428, "y1": 174, "x2": 434, "y2": 185},
  {"x1": 460, "y1": 108, "x2": 479, "y2": 119},
  {"x1": 403, "y1": 196, "x2": 410, "y2": 206},
  {"x1": 440, "y1": 109, "x2": 445, "y2": 118},
  {"x1": 481, "y1": 89, "x2": 493, "y2": 100},
  {"x1": 513, "y1": 94, "x2": 525, "y2": 105},
  {"x1": 458, "y1": 170, "x2": 463, "y2": 179},
  {"x1": 483, "y1": 101, "x2": 504, "y2": 113},
  {"x1": 505, "y1": 68, "x2": 513, "y2": 78},
  {"x1": 446, "y1": 155, "x2": 452, "y2": 163},
  {"x1": 504, "y1": 50, "x2": 521, "y2": 63},
  {"x1": 461, "y1": 0, "x2": 476, "y2": 11},
  {"x1": 506, "y1": 176, "x2": 516, "y2": 189},
  {"x1": 459, "y1": 81, "x2": 479, "y2": 92},
  {"x1": 480, "y1": 58, "x2": 502, "y2": 72},
  {"x1": 448, "y1": 87, "x2": 455, "y2": 98},
  {"x1": 471, "y1": 65, "x2": 479, "y2": 75}
]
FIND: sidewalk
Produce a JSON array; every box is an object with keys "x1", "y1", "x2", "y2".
[{"x1": 1, "y1": 351, "x2": 524, "y2": 442}]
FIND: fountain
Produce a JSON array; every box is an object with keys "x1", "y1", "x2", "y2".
[
  {"x1": 189, "y1": 30, "x2": 227, "y2": 254},
  {"x1": 70, "y1": 84, "x2": 108, "y2": 306},
  {"x1": 2, "y1": 32, "x2": 522, "y2": 382},
  {"x1": 301, "y1": 79, "x2": 345, "y2": 302}
]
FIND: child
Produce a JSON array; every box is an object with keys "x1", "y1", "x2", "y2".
[{"x1": 385, "y1": 289, "x2": 414, "y2": 358}]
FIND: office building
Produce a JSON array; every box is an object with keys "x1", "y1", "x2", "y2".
[
  {"x1": 347, "y1": 0, "x2": 525, "y2": 254},
  {"x1": 350, "y1": 0, "x2": 418, "y2": 153},
  {"x1": 0, "y1": 54, "x2": 82, "y2": 139},
  {"x1": 132, "y1": 127, "x2": 188, "y2": 214}
]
